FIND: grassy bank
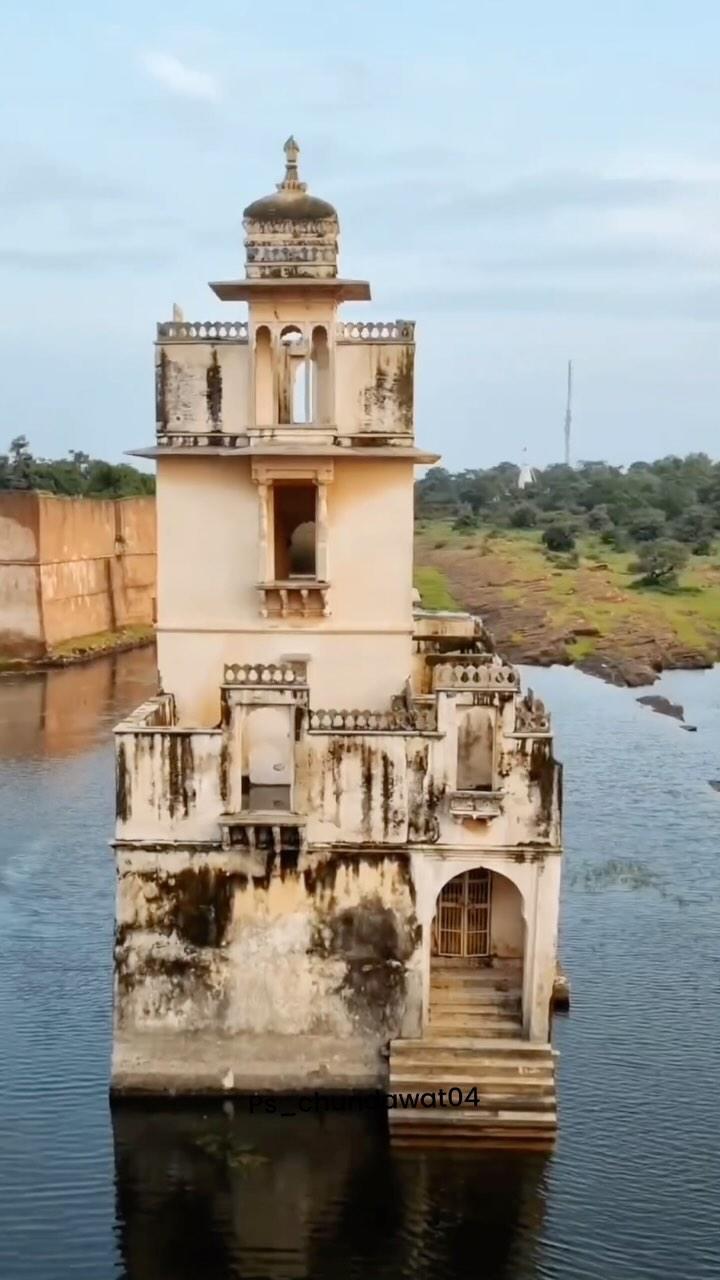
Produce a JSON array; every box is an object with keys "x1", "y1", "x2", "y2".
[
  {"x1": 414, "y1": 522, "x2": 720, "y2": 680},
  {"x1": 0, "y1": 625, "x2": 155, "y2": 674}
]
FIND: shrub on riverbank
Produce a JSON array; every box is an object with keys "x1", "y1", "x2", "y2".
[{"x1": 630, "y1": 541, "x2": 690, "y2": 587}]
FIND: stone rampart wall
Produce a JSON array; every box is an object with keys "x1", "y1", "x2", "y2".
[{"x1": 0, "y1": 491, "x2": 156, "y2": 656}]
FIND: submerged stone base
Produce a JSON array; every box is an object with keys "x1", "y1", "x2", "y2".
[{"x1": 111, "y1": 1030, "x2": 385, "y2": 1095}]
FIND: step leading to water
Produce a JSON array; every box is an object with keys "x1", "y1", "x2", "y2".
[{"x1": 388, "y1": 1035, "x2": 558, "y2": 1149}]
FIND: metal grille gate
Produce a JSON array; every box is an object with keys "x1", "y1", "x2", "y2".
[{"x1": 432, "y1": 869, "x2": 491, "y2": 958}]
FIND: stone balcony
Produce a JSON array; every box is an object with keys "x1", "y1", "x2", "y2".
[
  {"x1": 257, "y1": 580, "x2": 330, "y2": 619},
  {"x1": 430, "y1": 655, "x2": 519, "y2": 693},
  {"x1": 218, "y1": 808, "x2": 306, "y2": 855}
]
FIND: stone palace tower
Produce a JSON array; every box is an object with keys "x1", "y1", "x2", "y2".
[{"x1": 112, "y1": 140, "x2": 563, "y2": 1144}]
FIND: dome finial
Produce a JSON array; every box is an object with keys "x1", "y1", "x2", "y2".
[{"x1": 279, "y1": 135, "x2": 306, "y2": 192}]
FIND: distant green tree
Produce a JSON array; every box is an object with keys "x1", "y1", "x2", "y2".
[
  {"x1": 628, "y1": 506, "x2": 666, "y2": 542},
  {"x1": 413, "y1": 455, "x2": 718, "y2": 552},
  {"x1": 509, "y1": 502, "x2": 538, "y2": 528},
  {"x1": 587, "y1": 503, "x2": 613, "y2": 532},
  {"x1": 671, "y1": 506, "x2": 712, "y2": 546},
  {"x1": 452, "y1": 504, "x2": 478, "y2": 532},
  {"x1": 542, "y1": 522, "x2": 576, "y2": 552},
  {"x1": 600, "y1": 525, "x2": 629, "y2": 551},
  {"x1": 8, "y1": 435, "x2": 33, "y2": 488},
  {"x1": 0, "y1": 438, "x2": 154, "y2": 497},
  {"x1": 630, "y1": 540, "x2": 689, "y2": 586},
  {"x1": 415, "y1": 466, "x2": 456, "y2": 513}
]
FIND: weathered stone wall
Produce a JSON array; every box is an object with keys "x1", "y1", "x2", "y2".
[
  {"x1": 157, "y1": 341, "x2": 249, "y2": 435},
  {"x1": 116, "y1": 727, "x2": 226, "y2": 841},
  {"x1": 155, "y1": 454, "x2": 415, "y2": 725},
  {"x1": 114, "y1": 714, "x2": 561, "y2": 852},
  {"x1": 0, "y1": 492, "x2": 156, "y2": 655},
  {"x1": 0, "y1": 491, "x2": 43, "y2": 655},
  {"x1": 111, "y1": 678, "x2": 562, "y2": 1067},
  {"x1": 114, "y1": 845, "x2": 422, "y2": 1048},
  {"x1": 334, "y1": 338, "x2": 414, "y2": 436},
  {"x1": 153, "y1": 326, "x2": 414, "y2": 441}
]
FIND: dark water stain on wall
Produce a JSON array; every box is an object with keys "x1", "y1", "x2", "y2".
[{"x1": 206, "y1": 350, "x2": 222, "y2": 428}]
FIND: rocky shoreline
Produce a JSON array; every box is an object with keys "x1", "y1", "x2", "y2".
[
  {"x1": 415, "y1": 534, "x2": 719, "y2": 688},
  {"x1": 478, "y1": 599, "x2": 716, "y2": 686},
  {"x1": 506, "y1": 629, "x2": 714, "y2": 687}
]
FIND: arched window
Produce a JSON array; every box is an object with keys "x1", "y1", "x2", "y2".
[{"x1": 279, "y1": 326, "x2": 308, "y2": 424}]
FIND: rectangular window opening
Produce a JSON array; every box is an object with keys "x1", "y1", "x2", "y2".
[{"x1": 273, "y1": 482, "x2": 317, "y2": 580}]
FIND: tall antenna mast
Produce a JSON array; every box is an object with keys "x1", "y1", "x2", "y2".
[{"x1": 564, "y1": 359, "x2": 573, "y2": 467}]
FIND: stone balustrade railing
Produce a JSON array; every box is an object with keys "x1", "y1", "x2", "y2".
[
  {"x1": 156, "y1": 320, "x2": 414, "y2": 343},
  {"x1": 308, "y1": 705, "x2": 436, "y2": 732},
  {"x1": 258, "y1": 582, "x2": 330, "y2": 619},
  {"x1": 336, "y1": 320, "x2": 415, "y2": 342},
  {"x1": 157, "y1": 321, "x2": 249, "y2": 341},
  {"x1": 432, "y1": 661, "x2": 518, "y2": 691},
  {"x1": 223, "y1": 661, "x2": 308, "y2": 687},
  {"x1": 115, "y1": 693, "x2": 176, "y2": 729}
]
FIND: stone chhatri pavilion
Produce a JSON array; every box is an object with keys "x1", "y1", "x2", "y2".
[{"x1": 112, "y1": 139, "x2": 563, "y2": 1144}]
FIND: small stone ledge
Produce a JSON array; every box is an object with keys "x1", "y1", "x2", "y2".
[{"x1": 111, "y1": 1031, "x2": 385, "y2": 1094}]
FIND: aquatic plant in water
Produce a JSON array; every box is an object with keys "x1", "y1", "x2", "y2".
[{"x1": 569, "y1": 858, "x2": 686, "y2": 905}]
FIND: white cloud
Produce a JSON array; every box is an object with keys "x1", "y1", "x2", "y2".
[{"x1": 140, "y1": 51, "x2": 220, "y2": 102}]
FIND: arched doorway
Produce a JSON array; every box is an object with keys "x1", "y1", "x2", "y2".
[
  {"x1": 430, "y1": 869, "x2": 524, "y2": 1037},
  {"x1": 433, "y1": 868, "x2": 491, "y2": 958}
]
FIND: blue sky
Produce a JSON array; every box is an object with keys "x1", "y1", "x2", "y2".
[{"x1": 2, "y1": 0, "x2": 720, "y2": 470}]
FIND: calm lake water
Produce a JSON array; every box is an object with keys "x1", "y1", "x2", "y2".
[{"x1": 1, "y1": 649, "x2": 719, "y2": 1280}]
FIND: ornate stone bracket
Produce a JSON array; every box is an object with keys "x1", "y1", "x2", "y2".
[{"x1": 449, "y1": 790, "x2": 504, "y2": 821}]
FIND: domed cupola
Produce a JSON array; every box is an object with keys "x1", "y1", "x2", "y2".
[{"x1": 243, "y1": 137, "x2": 339, "y2": 281}]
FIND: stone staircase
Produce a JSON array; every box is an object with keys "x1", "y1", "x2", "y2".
[{"x1": 388, "y1": 963, "x2": 558, "y2": 1147}]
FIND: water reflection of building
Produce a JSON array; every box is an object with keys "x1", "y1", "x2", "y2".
[
  {"x1": 0, "y1": 648, "x2": 157, "y2": 759},
  {"x1": 112, "y1": 1104, "x2": 549, "y2": 1280}
]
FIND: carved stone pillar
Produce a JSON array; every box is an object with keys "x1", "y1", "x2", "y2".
[
  {"x1": 316, "y1": 481, "x2": 329, "y2": 582},
  {"x1": 257, "y1": 482, "x2": 270, "y2": 583}
]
